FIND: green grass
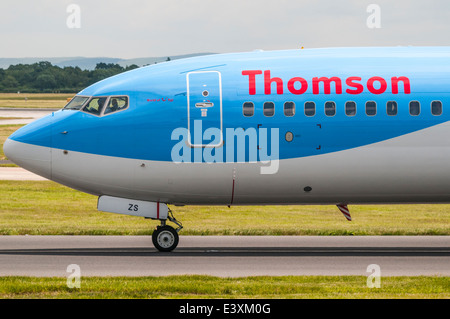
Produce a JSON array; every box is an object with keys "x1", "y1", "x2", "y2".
[
  {"x1": 0, "y1": 93, "x2": 74, "y2": 100},
  {"x1": 0, "y1": 181, "x2": 449, "y2": 235},
  {"x1": 0, "y1": 93, "x2": 72, "y2": 108},
  {"x1": 0, "y1": 117, "x2": 32, "y2": 120},
  {"x1": 0, "y1": 275, "x2": 447, "y2": 299}
]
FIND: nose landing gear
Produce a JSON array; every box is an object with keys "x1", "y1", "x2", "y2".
[{"x1": 152, "y1": 208, "x2": 183, "y2": 252}]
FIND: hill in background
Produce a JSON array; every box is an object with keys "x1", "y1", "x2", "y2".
[{"x1": 0, "y1": 53, "x2": 216, "y2": 70}]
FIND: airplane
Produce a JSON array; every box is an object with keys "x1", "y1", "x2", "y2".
[{"x1": 4, "y1": 46, "x2": 450, "y2": 252}]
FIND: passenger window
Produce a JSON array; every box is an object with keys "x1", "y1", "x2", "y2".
[
  {"x1": 366, "y1": 101, "x2": 376, "y2": 116},
  {"x1": 345, "y1": 101, "x2": 356, "y2": 116},
  {"x1": 431, "y1": 101, "x2": 442, "y2": 116},
  {"x1": 104, "y1": 96, "x2": 128, "y2": 115},
  {"x1": 304, "y1": 101, "x2": 315, "y2": 117},
  {"x1": 325, "y1": 101, "x2": 336, "y2": 116},
  {"x1": 83, "y1": 97, "x2": 107, "y2": 116},
  {"x1": 243, "y1": 102, "x2": 254, "y2": 117},
  {"x1": 409, "y1": 101, "x2": 420, "y2": 116},
  {"x1": 386, "y1": 101, "x2": 398, "y2": 116},
  {"x1": 263, "y1": 102, "x2": 275, "y2": 117},
  {"x1": 284, "y1": 101, "x2": 295, "y2": 117}
]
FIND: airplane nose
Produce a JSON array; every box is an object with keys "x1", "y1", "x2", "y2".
[
  {"x1": 4, "y1": 116, "x2": 53, "y2": 180},
  {"x1": 3, "y1": 138, "x2": 52, "y2": 180}
]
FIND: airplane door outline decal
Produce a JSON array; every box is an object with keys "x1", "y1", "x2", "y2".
[{"x1": 187, "y1": 71, "x2": 223, "y2": 147}]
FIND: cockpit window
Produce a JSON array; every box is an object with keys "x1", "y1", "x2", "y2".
[
  {"x1": 63, "y1": 96, "x2": 89, "y2": 110},
  {"x1": 83, "y1": 97, "x2": 107, "y2": 116},
  {"x1": 104, "y1": 96, "x2": 129, "y2": 115}
]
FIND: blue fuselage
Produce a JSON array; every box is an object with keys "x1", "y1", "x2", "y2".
[
  {"x1": 6, "y1": 47, "x2": 450, "y2": 205},
  {"x1": 11, "y1": 47, "x2": 450, "y2": 162}
]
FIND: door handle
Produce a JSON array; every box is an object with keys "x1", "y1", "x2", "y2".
[{"x1": 195, "y1": 102, "x2": 214, "y2": 108}]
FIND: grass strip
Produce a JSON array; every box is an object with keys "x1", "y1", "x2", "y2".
[
  {"x1": 0, "y1": 93, "x2": 74, "y2": 99},
  {"x1": 0, "y1": 275, "x2": 448, "y2": 299}
]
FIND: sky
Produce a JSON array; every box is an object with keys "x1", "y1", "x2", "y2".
[{"x1": 1, "y1": 0, "x2": 449, "y2": 59}]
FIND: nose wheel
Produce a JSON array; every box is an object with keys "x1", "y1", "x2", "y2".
[
  {"x1": 152, "y1": 208, "x2": 183, "y2": 252},
  {"x1": 152, "y1": 225, "x2": 179, "y2": 252}
]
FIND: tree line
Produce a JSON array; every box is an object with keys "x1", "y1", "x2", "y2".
[{"x1": 0, "y1": 61, "x2": 139, "y2": 93}]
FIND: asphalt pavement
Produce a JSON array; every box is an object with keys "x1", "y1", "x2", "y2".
[{"x1": 0, "y1": 236, "x2": 448, "y2": 277}]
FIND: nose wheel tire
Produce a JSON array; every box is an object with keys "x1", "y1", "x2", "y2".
[{"x1": 152, "y1": 225, "x2": 179, "y2": 252}]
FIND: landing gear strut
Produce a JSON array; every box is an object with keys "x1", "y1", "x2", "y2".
[{"x1": 152, "y1": 208, "x2": 183, "y2": 252}]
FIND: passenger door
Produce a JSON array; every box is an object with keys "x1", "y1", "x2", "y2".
[{"x1": 187, "y1": 71, "x2": 223, "y2": 147}]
